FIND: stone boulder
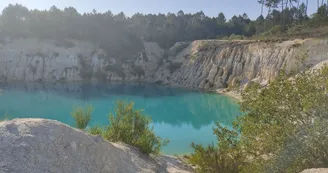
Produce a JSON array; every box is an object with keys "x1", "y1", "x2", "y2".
[{"x1": 0, "y1": 119, "x2": 193, "y2": 173}]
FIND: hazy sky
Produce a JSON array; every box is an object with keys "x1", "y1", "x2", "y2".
[{"x1": 0, "y1": 0, "x2": 318, "y2": 19}]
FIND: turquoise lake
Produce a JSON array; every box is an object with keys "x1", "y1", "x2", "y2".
[{"x1": 0, "y1": 82, "x2": 241, "y2": 155}]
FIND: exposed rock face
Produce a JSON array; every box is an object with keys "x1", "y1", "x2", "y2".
[
  {"x1": 154, "y1": 39, "x2": 328, "y2": 89},
  {"x1": 0, "y1": 38, "x2": 162, "y2": 83},
  {"x1": 0, "y1": 119, "x2": 193, "y2": 173},
  {"x1": 301, "y1": 169, "x2": 328, "y2": 173},
  {"x1": 1, "y1": 38, "x2": 328, "y2": 90}
]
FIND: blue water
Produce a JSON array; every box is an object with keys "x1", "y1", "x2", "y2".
[{"x1": 0, "y1": 82, "x2": 241, "y2": 154}]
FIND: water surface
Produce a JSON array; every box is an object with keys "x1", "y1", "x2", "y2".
[{"x1": 0, "y1": 82, "x2": 241, "y2": 154}]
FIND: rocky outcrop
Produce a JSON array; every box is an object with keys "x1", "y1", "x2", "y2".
[
  {"x1": 301, "y1": 169, "x2": 328, "y2": 173},
  {"x1": 154, "y1": 39, "x2": 328, "y2": 90},
  {"x1": 0, "y1": 38, "x2": 163, "y2": 83},
  {"x1": 0, "y1": 38, "x2": 328, "y2": 90},
  {"x1": 0, "y1": 118, "x2": 193, "y2": 173}
]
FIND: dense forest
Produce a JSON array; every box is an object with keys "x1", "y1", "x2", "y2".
[{"x1": 0, "y1": 1, "x2": 327, "y2": 55}]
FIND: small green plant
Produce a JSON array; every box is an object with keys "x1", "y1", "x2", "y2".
[
  {"x1": 198, "y1": 42, "x2": 212, "y2": 51},
  {"x1": 88, "y1": 126, "x2": 105, "y2": 136},
  {"x1": 71, "y1": 105, "x2": 93, "y2": 130},
  {"x1": 81, "y1": 101, "x2": 168, "y2": 155},
  {"x1": 267, "y1": 25, "x2": 284, "y2": 35},
  {"x1": 228, "y1": 77, "x2": 242, "y2": 90},
  {"x1": 228, "y1": 34, "x2": 245, "y2": 40},
  {"x1": 105, "y1": 101, "x2": 169, "y2": 155},
  {"x1": 190, "y1": 54, "x2": 197, "y2": 61},
  {"x1": 220, "y1": 36, "x2": 230, "y2": 40},
  {"x1": 189, "y1": 123, "x2": 243, "y2": 173}
]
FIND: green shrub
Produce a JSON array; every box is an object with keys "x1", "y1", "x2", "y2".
[
  {"x1": 105, "y1": 101, "x2": 169, "y2": 155},
  {"x1": 228, "y1": 34, "x2": 245, "y2": 40},
  {"x1": 221, "y1": 36, "x2": 230, "y2": 40},
  {"x1": 71, "y1": 105, "x2": 93, "y2": 130},
  {"x1": 189, "y1": 123, "x2": 244, "y2": 173},
  {"x1": 88, "y1": 126, "x2": 105, "y2": 136},
  {"x1": 228, "y1": 77, "x2": 242, "y2": 90},
  {"x1": 266, "y1": 25, "x2": 284, "y2": 35},
  {"x1": 189, "y1": 66, "x2": 328, "y2": 173},
  {"x1": 190, "y1": 54, "x2": 197, "y2": 61},
  {"x1": 241, "y1": 67, "x2": 328, "y2": 172},
  {"x1": 198, "y1": 42, "x2": 212, "y2": 51}
]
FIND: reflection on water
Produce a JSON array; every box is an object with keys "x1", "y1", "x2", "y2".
[{"x1": 0, "y1": 82, "x2": 241, "y2": 154}]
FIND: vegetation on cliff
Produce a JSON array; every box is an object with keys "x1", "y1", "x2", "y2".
[{"x1": 189, "y1": 66, "x2": 328, "y2": 173}]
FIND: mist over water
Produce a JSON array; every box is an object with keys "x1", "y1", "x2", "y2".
[{"x1": 0, "y1": 82, "x2": 241, "y2": 154}]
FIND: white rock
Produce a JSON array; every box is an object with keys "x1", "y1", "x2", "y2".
[
  {"x1": 1, "y1": 38, "x2": 328, "y2": 91},
  {"x1": 0, "y1": 118, "x2": 194, "y2": 173}
]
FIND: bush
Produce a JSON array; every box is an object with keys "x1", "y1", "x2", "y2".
[
  {"x1": 266, "y1": 25, "x2": 284, "y2": 35},
  {"x1": 189, "y1": 66, "x2": 328, "y2": 173},
  {"x1": 220, "y1": 36, "x2": 230, "y2": 40},
  {"x1": 88, "y1": 126, "x2": 105, "y2": 136},
  {"x1": 71, "y1": 105, "x2": 93, "y2": 130},
  {"x1": 228, "y1": 77, "x2": 242, "y2": 90},
  {"x1": 228, "y1": 34, "x2": 245, "y2": 40},
  {"x1": 104, "y1": 101, "x2": 169, "y2": 155},
  {"x1": 198, "y1": 42, "x2": 212, "y2": 51},
  {"x1": 190, "y1": 54, "x2": 197, "y2": 61},
  {"x1": 189, "y1": 123, "x2": 244, "y2": 173}
]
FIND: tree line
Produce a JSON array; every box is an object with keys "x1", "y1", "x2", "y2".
[{"x1": 0, "y1": 1, "x2": 327, "y2": 53}]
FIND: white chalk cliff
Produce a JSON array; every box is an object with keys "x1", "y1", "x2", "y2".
[{"x1": 0, "y1": 38, "x2": 327, "y2": 90}]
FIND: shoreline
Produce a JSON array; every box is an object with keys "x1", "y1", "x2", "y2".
[
  {"x1": 216, "y1": 89, "x2": 242, "y2": 102},
  {"x1": 1, "y1": 80, "x2": 242, "y2": 101}
]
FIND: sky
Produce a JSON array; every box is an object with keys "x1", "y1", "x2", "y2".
[{"x1": 0, "y1": 0, "x2": 318, "y2": 19}]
